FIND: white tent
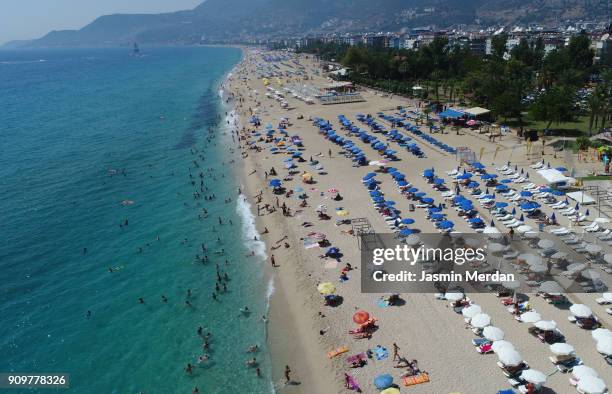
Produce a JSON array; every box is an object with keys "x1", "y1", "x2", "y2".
[
  {"x1": 566, "y1": 191, "x2": 596, "y2": 205},
  {"x1": 537, "y1": 168, "x2": 575, "y2": 185},
  {"x1": 465, "y1": 106, "x2": 490, "y2": 117}
]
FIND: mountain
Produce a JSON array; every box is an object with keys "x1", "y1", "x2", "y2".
[{"x1": 11, "y1": 0, "x2": 610, "y2": 48}]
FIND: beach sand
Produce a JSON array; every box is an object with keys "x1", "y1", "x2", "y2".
[{"x1": 224, "y1": 49, "x2": 611, "y2": 393}]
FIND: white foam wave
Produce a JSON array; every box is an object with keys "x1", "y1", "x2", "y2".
[
  {"x1": 0, "y1": 59, "x2": 47, "y2": 65},
  {"x1": 236, "y1": 195, "x2": 267, "y2": 260}
]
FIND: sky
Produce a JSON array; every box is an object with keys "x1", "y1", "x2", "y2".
[{"x1": 0, "y1": 0, "x2": 203, "y2": 44}]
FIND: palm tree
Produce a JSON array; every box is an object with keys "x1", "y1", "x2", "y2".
[{"x1": 588, "y1": 89, "x2": 603, "y2": 136}]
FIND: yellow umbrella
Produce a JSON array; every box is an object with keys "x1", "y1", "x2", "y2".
[
  {"x1": 380, "y1": 388, "x2": 400, "y2": 394},
  {"x1": 302, "y1": 172, "x2": 313, "y2": 181},
  {"x1": 317, "y1": 282, "x2": 336, "y2": 295},
  {"x1": 336, "y1": 210, "x2": 350, "y2": 217}
]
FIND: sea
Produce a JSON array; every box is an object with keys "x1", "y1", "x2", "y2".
[{"x1": 0, "y1": 46, "x2": 275, "y2": 393}]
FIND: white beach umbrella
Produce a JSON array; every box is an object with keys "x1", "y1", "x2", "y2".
[
  {"x1": 502, "y1": 280, "x2": 521, "y2": 290},
  {"x1": 405, "y1": 234, "x2": 421, "y2": 246},
  {"x1": 570, "y1": 304, "x2": 593, "y2": 318},
  {"x1": 497, "y1": 348, "x2": 523, "y2": 366},
  {"x1": 523, "y1": 231, "x2": 539, "y2": 239},
  {"x1": 581, "y1": 269, "x2": 602, "y2": 280},
  {"x1": 592, "y1": 328, "x2": 612, "y2": 342},
  {"x1": 530, "y1": 263, "x2": 547, "y2": 273},
  {"x1": 534, "y1": 320, "x2": 557, "y2": 331},
  {"x1": 445, "y1": 291, "x2": 464, "y2": 301},
  {"x1": 603, "y1": 293, "x2": 612, "y2": 302},
  {"x1": 594, "y1": 217, "x2": 610, "y2": 224},
  {"x1": 596, "y1": 336, "x2": 612, "y2": 355},
  {"x1": 538, "y1": 281, "x2": 564, "y2": 294},
  {"x1": 585, "y1": 244, "x2": 603, "y2": 255},
  {"x1": 520, "y1": 369, "x2": 547, "y2": 385},
  {"x1": 461, "y1": 304, "x2": 482, "y2": 318},
  {"x1": 517, "y1": 225, "x2": 533, "y2": 233},
  {"x1": 518, "y1": 253, "x2": 540, "y2": 265},
  {"x1": 484, "y1": 226, "x2": 502, "y2": 239},
  {"x1": 520, "y1": 311, "x2": 542, "y2": 323},
  {"x1": 487, "y1": 243, "x2": 505, "y2": 253},
  {"x1": 566, "y1": 263, "x2": 586, "y2": 272},
  {"x1": 572, "y1": 365, "x2": 599, "y2": 379},
  {"x1": 471, "y1": 313, "x2": 491, "y2": 328},
  {"x1": 491, "y1": 340, "x2": 514, "y2": 353},
  {"x1": 550, "y1": 251, "x2": 567, "y2": 260},
  {"x1": 550, "y1": 343, "x2": 575, "y2": 356},
  {"x1": 537, "y1": 239, "x2": 555, "y2": 249},
  {"x1": 577, "y1": 376, "x2": 607, "y2": 394},
  {"x1": 604, "y1": 253, "x2": 612, "y2": 264},
  {"x1": 483, "y1": 326, "x2": 505, "y2": 341}
]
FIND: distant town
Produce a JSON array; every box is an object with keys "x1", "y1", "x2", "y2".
[{"x1": 260, "y1": 23, "x2": 611, "y2": 65}]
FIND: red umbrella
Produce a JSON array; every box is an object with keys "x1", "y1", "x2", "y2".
[{"x1": 353, "y1": 310, "x2": 370, "y2": 324}]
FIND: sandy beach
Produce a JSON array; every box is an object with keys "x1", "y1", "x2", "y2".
[{"x1": 224, "y1": 48, "x2": 611, "y2": 394}]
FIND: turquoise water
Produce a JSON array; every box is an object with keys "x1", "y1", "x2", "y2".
[{"x1": 0, "y1": 47, "x2": 272, "y2": 393}]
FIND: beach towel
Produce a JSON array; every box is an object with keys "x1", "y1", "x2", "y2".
[
  {"x1": 402, "y1": 372, "x2": 430, "y2": 386},
  {"x1": 327, "y1": 346, "x2": 349, "y2": 359},
  {"x1": 374, "y1": 346, "x2": 388, "y2": 360},
  {"x1": 345, "y1": 373, "x2": 361, "y2": 392}
]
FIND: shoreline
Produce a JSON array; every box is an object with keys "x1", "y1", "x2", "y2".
[{"x1": 224, "y1": 50, "x2": 341, "y2": 393}]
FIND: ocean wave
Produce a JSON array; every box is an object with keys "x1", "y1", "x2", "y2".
[
  {"x1": 236, "y1": 194, "x2": 267, "y2": 260},
  {"x1": 0, "y1": 59, "x2": 47, "y2": 65}
]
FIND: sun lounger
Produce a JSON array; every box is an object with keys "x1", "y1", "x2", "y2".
[
  {"x1": 596, "y1": 297, "x2": 611, "y2": 305},
  {"x1": 402, "y1": 373, "x2": 430, "y2": 387},
  {"x1": 530, "y1": 161, "x2": 544, "y2": 169},
  {"x1": 327, "y1": 346, "x2": 349, "y2": 359}
]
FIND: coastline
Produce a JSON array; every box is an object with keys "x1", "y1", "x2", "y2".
[{"x1": 224, "y1": 49, "x2": 341, "y2": 393}]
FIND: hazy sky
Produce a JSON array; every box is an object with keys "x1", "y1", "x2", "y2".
[{"x1": 0, "y1": 0, "x2": 203, "y2": 44}]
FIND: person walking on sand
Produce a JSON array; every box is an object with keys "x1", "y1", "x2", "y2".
[
  {"x1": 270, "y1": 254, "x2": 276, "y2": 267},
  {"x1": 392, "y1": 342, "x2": 401, "y2": 361},
  {"x1": 284, "y1": 365, "x2": 291, "y2": 384}
]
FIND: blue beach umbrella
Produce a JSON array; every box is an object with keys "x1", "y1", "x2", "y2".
[
  {"x1": 520, "y1": 191, "x2": 533, "y2": 197},
  {"x1": 438, "y1": 220, "x2": 454, "y2": 229},
  {"x1": 431, "y1": 213, "x2": 445, "y2": 220},
  {"x1": 422, "y1": 197, "x2": 434, "y2": 204},
  {"x1": 434, "y1": 178, "x2": 445, "y2": 185},
  {"x1": 496, "y1": 184, "x2": 509, "y2": 191},
  {"x1": 519, "y1": 214, "x2": 524, "y2": 222},
  {"x1": 512, "y1": 207, "x2": 517, "y2": 215},
  {"x1": 399, "y1": 228, "x2": 415, "y2": 236},
  {"x1": 415, "y1": 192, "x2": 426, "y2": 197},
  {"x1": 495, "y1": 202, "x2": 509, "y2": 208},
  {"x1": 397, "y1": 180, "x2": 408, "y2": 187},
  {"x1": 585, "y1": 209, "x2": 590, "y2": 216},
  {"x1": 408, "y1": 187, "x2": 419, "y2": 193},
  {"x1": 374, "y1": 374, "x2": 393, "y2": 390},
  {"x1": 467, "y1": 181, "x2": 479, "y2": 188},
  {"x1": 269, "y1": 179, "x2": 282, "y2": 187},
  {"x1": 385, "y1": 201, "x2": 396, "y2": 206},
  {"x1": 500, "y1": 179, "x2": 512, "y2": 184},
  {"x1": 401, "y1": 218, "x2": 415, "y2": 225},
  {"x1": 490, "y1": 219, "x2": 495, "y2": 227}
]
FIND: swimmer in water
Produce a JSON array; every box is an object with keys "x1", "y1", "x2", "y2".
[{"x1": 247, "y1": 345, "x2": 259, "y2": 353}]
